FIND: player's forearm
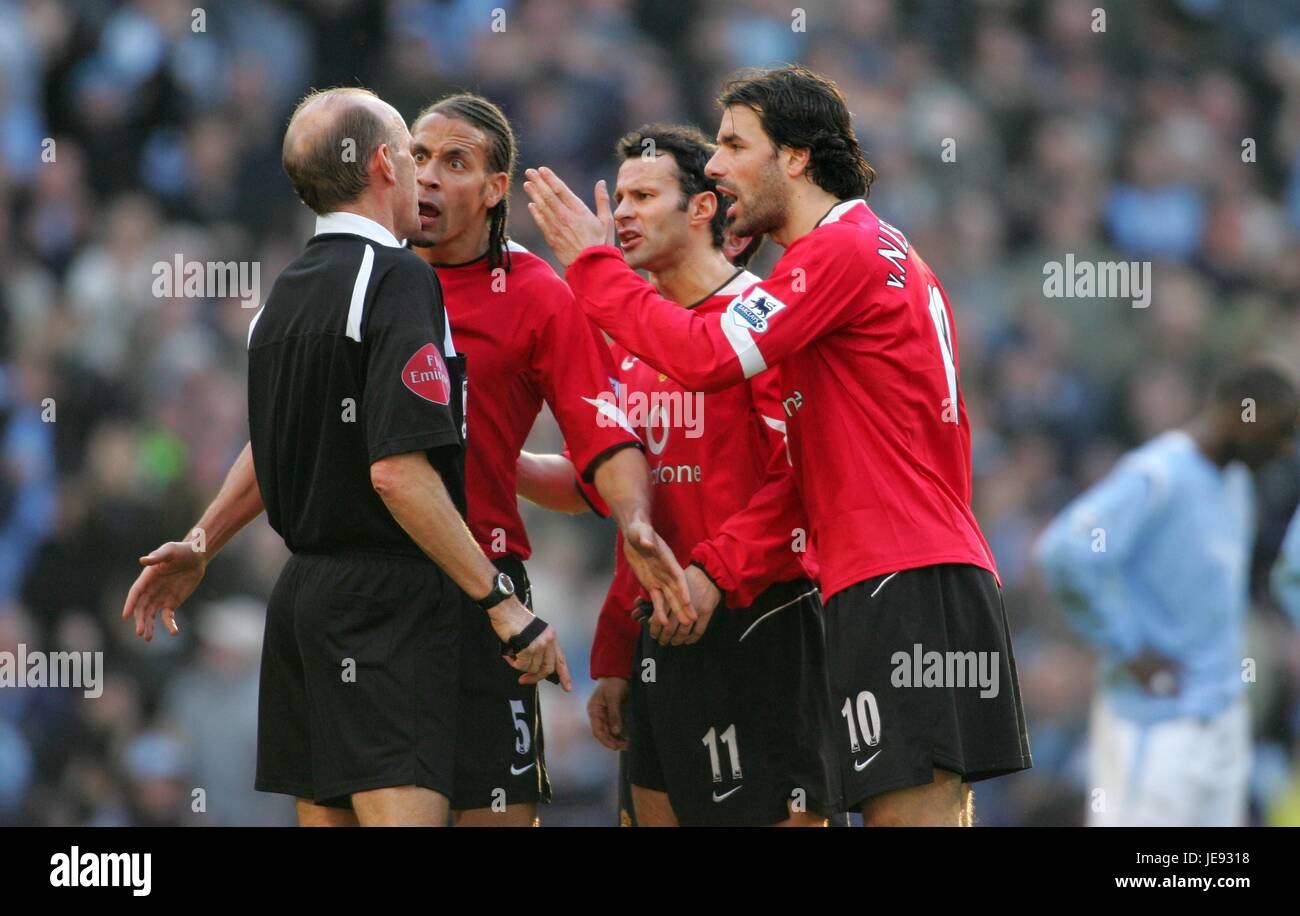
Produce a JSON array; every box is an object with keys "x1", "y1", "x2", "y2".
[
  {"x1": 191, "y1": 442, "x2": 265, "y2": 557},
  {"x1": 372, "y1": 452, "x2": 498, "y2": 600},
  {"x1": 591, "y1": 447, "x2": 654, "y2": 533},
  {"x1": 517, "y1": 451, "x2": 589, "y2": 514},
  {"x1": 692, "y1": 461, "x2": 810, "y2": 608},
  {"x1": 1032, "y1": 531, "x2": 1142, "y2": 658},
  {"x1": 568, "y1": 247, "x2": 746, "y2": 392}
]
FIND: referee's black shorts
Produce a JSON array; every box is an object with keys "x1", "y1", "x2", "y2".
[
  {"x1": 824, "y1": 563, "x2": 1032, "y2": 811},
  {"x1": 255, "y1": 550, "x2": 462, "y2": 807}
]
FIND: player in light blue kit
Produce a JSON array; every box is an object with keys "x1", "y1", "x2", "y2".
[
  {"x1": 1272, "y1": 507, "x2": 1300, "y2": 625},
  {"x1": 1034, "y1": 363, "x2": 1298, "y2": 826}
]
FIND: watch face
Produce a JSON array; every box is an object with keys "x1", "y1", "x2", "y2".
[{"x1": 497, "y1": 573, "x2": 515, "y2": 596}]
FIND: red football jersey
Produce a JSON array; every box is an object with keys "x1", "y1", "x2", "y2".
[
  {"x1": 435, "y1": 242, "x2": 638, "y2": 560},
  {"x1": 566, "y1": 200, "x2": 998, "y2": 602},
  {"x1": 584, "y1": 270, "x2": 817, "y2": 679}
]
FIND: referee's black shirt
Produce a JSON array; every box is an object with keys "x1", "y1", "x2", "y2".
[{"x1": 247, "y1": 211, "x2": 466, "y2": 557}]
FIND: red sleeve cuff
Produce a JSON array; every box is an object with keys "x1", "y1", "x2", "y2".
[
  {"x1": 689, "y1": 542, "x2": 745, "y2": 608},
  {"x1": 590, "y1": 622, "x2": 638, "y2": 680}
]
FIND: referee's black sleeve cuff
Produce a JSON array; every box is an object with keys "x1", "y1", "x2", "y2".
[
  {"x1": 367, "y1": 429, "x2": 462, "y2": 466},
  {"x1": 578, "y1": 440, "x2": 644, "y2": 483}
]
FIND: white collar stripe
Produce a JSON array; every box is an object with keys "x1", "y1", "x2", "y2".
[
  {"x1": 718, "y1": 270, "x2": 761, "y2": 299},
  {"x1": 820, "y1": 198, "x2": 866, "y2": 227}
]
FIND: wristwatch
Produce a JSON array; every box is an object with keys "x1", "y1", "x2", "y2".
[{"x1": 475, "y1": 572, "x2": 515, "y2": 611}]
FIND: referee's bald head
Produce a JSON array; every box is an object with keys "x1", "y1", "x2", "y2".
[{"x1": 282, "y1": 88, "x2": 413, "y2": 221}]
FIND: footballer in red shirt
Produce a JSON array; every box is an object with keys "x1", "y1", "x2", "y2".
[
  {"x1": 407, "y1": 94, "x2": 691, "y2": 826},
  {"x1": 525, "y1": 67, "x2": 1031, "y2": 825},
  {"x1": 518, "y1": 125, "x2": 837, "y2": 826}
]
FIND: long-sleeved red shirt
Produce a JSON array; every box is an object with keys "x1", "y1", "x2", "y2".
[
  {"x1": 436, "y1": 242, "x2": 638, "y2": 560},
  {"x1": 584, "y1": 269, "x2": 817, "y2": 679},
  {"x1": 567, "y1": 200, "x2": 998, "y2": 605}
]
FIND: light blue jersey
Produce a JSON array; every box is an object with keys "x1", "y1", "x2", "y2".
[
  {"x1": 1272, "y1": 506, "x2": 1300, "y2": 627},
  {"x1": 1034, "y1": 430, "x2": 1253, "y2": 723}
]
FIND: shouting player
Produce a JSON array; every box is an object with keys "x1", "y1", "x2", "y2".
[
  {"x1": 404, "y1": 93, "x2": 690, "y2": 825},
  {"x1": 122, "y1": 92, "x2": 689, "y2": 827},
  {"x1": 125, "y1": 88, "x2": 570, "y2": 827},
  {"x1": 518, "y1": 124, "x2": 836, "y2": 826},
  {"x1": 524, "y1": 66, "x2": 1032, "y2": 826}
]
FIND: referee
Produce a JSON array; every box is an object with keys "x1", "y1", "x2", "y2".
[{"x1": 125, "y1": 88, "x2": 571, "y2": 827}]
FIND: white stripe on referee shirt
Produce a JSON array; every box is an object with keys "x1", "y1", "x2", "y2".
[
  {"x1": 345, "y1": 243, "x2": 375, "y2": 343},
  {"x1": 443, "y1": 310, "x2": 458, "y2": 357},
  {"x1": 246, "y1": 305, "x2": 264, "y2": 348}
]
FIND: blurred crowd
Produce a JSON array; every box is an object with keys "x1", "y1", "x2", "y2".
[{"x1": 2, "y1": 0, "x2": 1299, "y2": 826}]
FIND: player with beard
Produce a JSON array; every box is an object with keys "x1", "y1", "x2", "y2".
[
  {"x1": 524, "y1": 66, "x2": 1032, "y2": 826},
  {"x1": 516, "y1": 124, "x2": 836, "y2": 826},
  {"x1": 404, "y1": 94, "x2": 693, "y2": 826}
]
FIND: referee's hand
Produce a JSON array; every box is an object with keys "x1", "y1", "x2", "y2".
[
  {"x1": 489, "y1": 597, "x2": 573, "y2": 691},
  {"x1": 121, "y1": 539, "x2": 208, "y2": 641}
]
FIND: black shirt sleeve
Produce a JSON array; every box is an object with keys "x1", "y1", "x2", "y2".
[{"x1": 360, "y1": 255, "x2": 463, "y2": 465}]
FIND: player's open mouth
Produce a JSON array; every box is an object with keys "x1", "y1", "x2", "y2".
[
  {"x1": 716, "y1": 186, "x2": 738, "y2": 220},
  {"x1": 418, "y1": 202, "x2": 440, "y2": 225},
  {"x1": 618, "y1": 231, "x2": 642, "y2": 250}
]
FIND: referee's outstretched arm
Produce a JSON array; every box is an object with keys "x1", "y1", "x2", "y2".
[
  {"x1": 122, "y1": 438, "x2": 572, "y2": 690},
  {"x1": 371, "y1": 451, "x2": 573, "y2": 690},
  {"x1": 121, "y1": 441, "x2": 263, "y2": 641}
]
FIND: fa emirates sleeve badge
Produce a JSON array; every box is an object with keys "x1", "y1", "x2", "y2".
[
  {"x1": 729, "y1": 287, "x2": 788, "y2": 333},
  {"x1": 402, "y1": 343, "x2": 452, "y2": 404}
]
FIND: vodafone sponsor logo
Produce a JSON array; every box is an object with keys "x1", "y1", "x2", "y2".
[{"x1": 402, "y1": 343, "x2": 451, "y2": 404}]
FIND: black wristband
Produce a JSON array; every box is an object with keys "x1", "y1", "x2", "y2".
[
  {"x1": 500, "y1": 617, "x2": 559, "y2": 684},
  {"x1": 501, "y1": 617, "x2": 549, "y2": 656}
]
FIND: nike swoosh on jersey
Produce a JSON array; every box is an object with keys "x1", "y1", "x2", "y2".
[
  {"x1": 711, "y1": 785, "x2": 743, "y2": 802},
  {"x1": 510, "y1": 762, "x2": 536, "y2": 776},
  {"x1": 854, "y1": 750, "x2": 882, "y2": 772}
]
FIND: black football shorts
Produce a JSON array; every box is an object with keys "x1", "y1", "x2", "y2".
[
  {"x1": 627, "y1": 578, "x2": 837, "y2": 826},
  {"x1": 451, "y1": 555, "x2": 551, "y2": 811},
  {"x1": 824, "y1": 563, "x2": 1032, "y2": 810},
  {"x1": 255, "y1": 550, "x2": 461, "y2": 807}
]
